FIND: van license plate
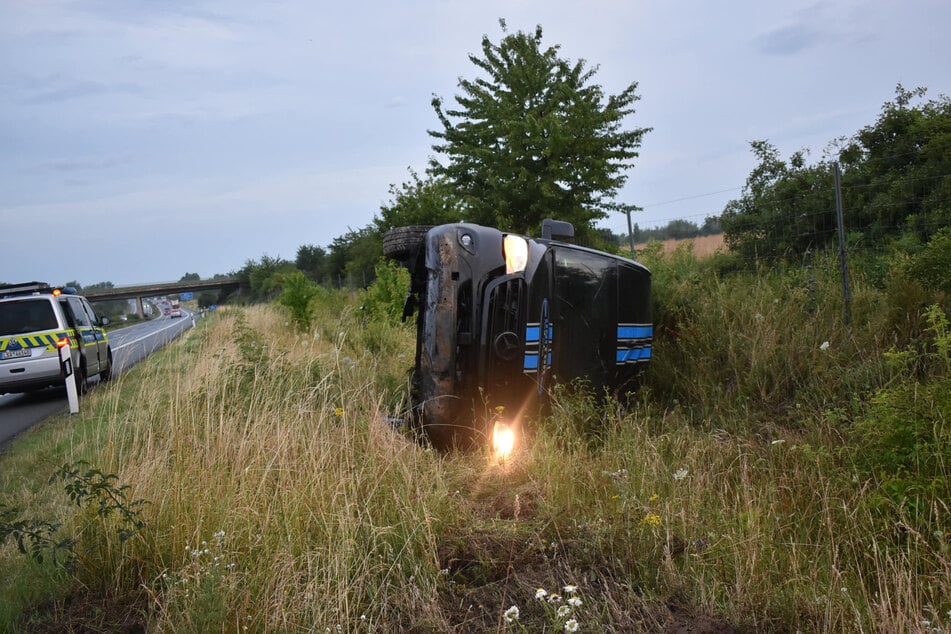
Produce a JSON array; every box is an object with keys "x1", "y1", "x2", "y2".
[{"x1": 2, "y1": 349, "x2": 30, "y2": 360}]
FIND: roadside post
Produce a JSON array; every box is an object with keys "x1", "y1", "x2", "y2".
[{"x1": 57, "y1": 339, "x2": 79, "y2": 414}]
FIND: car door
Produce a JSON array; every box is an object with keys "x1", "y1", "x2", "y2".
[
  {"x1": 80, "y1": 298, "x2": 109, "y2": 373},
  {"x1": 62, "y1": 296, "x2": 100, "y2": 375}
]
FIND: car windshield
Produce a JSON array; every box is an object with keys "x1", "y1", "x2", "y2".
[{"x1": 0, "y1": 299, "x2": 58, "y2": 335}]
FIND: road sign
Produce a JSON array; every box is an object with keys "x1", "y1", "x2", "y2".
[{"x1": 180, "y1": 292, "x2": 194, "y2": 300}]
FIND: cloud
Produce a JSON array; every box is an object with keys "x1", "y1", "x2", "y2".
[
  {"x1": 23, "y1": 79, "x2": 142, "y2": 105},
  {"x1": 754, "y1": 22, "x2": 823, "y2": 56},
  {"x1": 28, "y1": 154, "x2": 134, "y2": 173}
]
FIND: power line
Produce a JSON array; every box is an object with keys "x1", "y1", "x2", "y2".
[{"x1": 639, "y1": 187, "x2": 743, "y2": 209}]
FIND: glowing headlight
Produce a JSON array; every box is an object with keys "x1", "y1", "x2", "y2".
[
  {"x1": 492, "y1": 420, "x2": 516, "y2": 462},
  {"x1": 504, "y1": 235, "x2": 529, "y2": 275}
]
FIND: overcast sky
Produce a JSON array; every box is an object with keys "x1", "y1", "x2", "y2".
[{"x1": 1, "y1": 1, "x2": 947, "y2": 286}]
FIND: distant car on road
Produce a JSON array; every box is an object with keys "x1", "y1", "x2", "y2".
[
  {"x1": 384, "y1": 220, "x2": 652, "y2": 451},
  {"x1": 169, "y1": 303, "x2": 182, "y2": 318},
  {"x1": 0, "y1": 282, "x2": 113, "y2": 395}
]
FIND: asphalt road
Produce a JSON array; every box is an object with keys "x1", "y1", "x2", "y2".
[{"x1": 0, "y1": 311, "x2": 198, "y2": 450}]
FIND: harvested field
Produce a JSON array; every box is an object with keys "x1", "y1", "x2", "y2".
[{"x1": 636, "y1": 233, "x2": 726, "y2": 257}]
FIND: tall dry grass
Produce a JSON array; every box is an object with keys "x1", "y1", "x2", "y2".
[{"x1": 1, "y1": 255, "x2": 948, "y2": 632}]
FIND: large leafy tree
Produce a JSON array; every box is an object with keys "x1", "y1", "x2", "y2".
[
  {"x1": 326, "y1": 227, "x2": 383, "y2": 289},
  {"x1": 295, "y1": 244, "x2": 328, "y2": 284},
  {"x1": 720, "y1": 141, "x2": 835, "y2": 262},
  {"x1": 722, "y1": 86, "x2": 951, "y2": 262},
  {"x1": 840, "y1": 85, "x2": 951, "y2": 243},
  {"x1": 374, "y1": 169, "x2": 461, "y2": 232},
  {"x1": 428, "y1": 20, "x2": 650, "y2": 239}
]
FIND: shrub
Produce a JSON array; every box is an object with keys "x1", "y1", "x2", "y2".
[
  {"x1": 850, "y1": 304, "x2": 950, "y2": 527},
  {"x1": 362, "y1": 259, "x2": 411, "y2": 325},
  {"x1": 277, "y1": 270, "x2": 319, "y2": 331}
]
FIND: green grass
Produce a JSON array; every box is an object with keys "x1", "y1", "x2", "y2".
[{"x1": 1, "y1": 255, "x2": 948, "y2": 633}]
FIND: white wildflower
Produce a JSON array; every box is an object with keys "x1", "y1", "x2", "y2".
[
  {"x1": 568, "y1": 596, "x2": 582, "y2": 607},
  {"x1": 557, "y1": 605, "x2": 572, "y2": 618},
  {"x1": 563, "y1": 584, "x2": 577, "y2": 594},
  {"x1": 565, "y1": 618, "x2": 580, "y2": 632},
  {"x1": 673, "y1": 468, "x2": 689, "y2": 480},
  {"x1": 819, "y1": 341, "x2": 830, "y2": 351},
  {"x1": 535, "y1": 588, "x2": 548, "y2": 599},
  {"x1": 503, "y1": 605, "x2": 520, "y2": 623}
]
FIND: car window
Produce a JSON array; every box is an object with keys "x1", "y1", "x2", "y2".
[
  {"x1": 0, "y1": 299, "x2": 59, "y2": 334},
  {"x1": 65, "y1": 297, "x2": 92, "y2": 327},
  {"x1": 80, "y1": 299, "x2": 101, "y2": 325}
]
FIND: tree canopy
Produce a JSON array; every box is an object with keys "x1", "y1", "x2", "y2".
[
  {"x1": 427, "y1": 20, "x2": 650, "y2": 239},
  {"x1": 721, "y1": 85, "x2": 951, "y2": 262}
]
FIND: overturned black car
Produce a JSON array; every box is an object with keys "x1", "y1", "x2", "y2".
[{"x1": 384, "y1": 219, "x2": 652, "y2": 451}]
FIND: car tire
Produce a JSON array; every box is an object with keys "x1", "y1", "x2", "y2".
[
  {"x1": 99, "y1": 350, "x2": 113, "y2": 383},
  {"x1": 75, "y1": 362, "x2": 88, "y2": 396},
  {"x1": 383, "y1": 226, "x2": 431, "y2": 261}
]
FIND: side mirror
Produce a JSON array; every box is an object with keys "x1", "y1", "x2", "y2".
[
  {"x1": 100, "y1": 316, "x2": 110, "y2": 326},
  {"x1": 541, "y1": 218, "x2": 575, "y2": 240}
]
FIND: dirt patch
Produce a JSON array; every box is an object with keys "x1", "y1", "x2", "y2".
[
  {"x1": 20, "y1": 590, "x2": 147, "y2": 634},
  {"x1": 433, "y1": 462, "x2": 743, "y2": 633}
]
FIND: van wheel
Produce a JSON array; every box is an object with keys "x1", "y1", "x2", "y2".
[
  {"x1": 383, "y1": 226, "x2": 431, "y2": 261},
  {"x1": 99, "y1": 351, "x2": 113, "y2": 383},
  {"x1": 75, "y1": 363, "x2": 88, "y2": 395}
]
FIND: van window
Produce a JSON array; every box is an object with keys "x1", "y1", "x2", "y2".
[
  {"x1": 0, "y1": 299, "x2": 58, "y2": 334},
  {"x1": 65, "y1": 297, "x2": 92, "y2": 327}
]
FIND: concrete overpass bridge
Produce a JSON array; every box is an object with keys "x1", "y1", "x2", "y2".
[{"x1": 83, "y1": 278, "x2": 242, "y2": 316}]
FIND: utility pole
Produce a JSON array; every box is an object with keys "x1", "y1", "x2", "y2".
[
  {"x1": 621, "y1": 204, "x2": 640, "y2": 258},
  {"x1": 833, "y1": 162, "x2": 852, "y2": 326}
]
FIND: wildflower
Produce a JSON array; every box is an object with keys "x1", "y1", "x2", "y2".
[
  {"x1": 649, "y1": 493, "x2": 659, "y2": 502},
  {"x1": 673, "y1": 467, "x2": 688, "y2": 480},
  {"x1": 568, "y1": 596, "x2": 582, "y2": 607},
  {"x1": 547, "y1": 594, "x2": 563, "y2": 604},
  {"x1": 642, "y1": 512, "x2": 662, "y2": 527},
  {"x1": 557, "y1": 605, "x2": 572, "y2": 618},
  {"x1": 334, "y1": 407, "x2": 344, "y2": 417},
  {"x1": 563, "y1": 584, "x2": 577, "y2": 594},
  {"x1": 771, "y1": 439, "x2": 785, "y2": 445},
  {"x1": 819, "y1": 341, "x2": 830, "y2": 351},
  {"x1": 503, "y1": 605, "x2": 520, "y2": 623},
  {"x1": 565, "y1": 618, "x2": 580, "y2": 632},
  {"x1": 535, "y1": 588, "x2": 548, "y2": 599}
]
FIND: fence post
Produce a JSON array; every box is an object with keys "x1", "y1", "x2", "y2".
[{"x1": 833, "y1": 162, "x2": 852, "y2": 326}]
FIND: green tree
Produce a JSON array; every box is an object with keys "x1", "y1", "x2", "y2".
[
  {"x1": 428, "y1": 20, "x2": 650, "y2": 239},
  {"x1": 237, "y1": 255, "x2": 296, "y2": 301},
  {"x1": 721, "y1": 86, "x2": 951, "y2": 262},
  {"x1": 840, "y1": 85, "x2": 951, "y2": 243},
  {"x1": 326, "y1": 227, "x2": 383, "y2": 289},
  {"x1": 720, "y1": 141, "x2": 835, "y2": 262},
  {"x1": 296, "y1": 244, "x2": 328, "y2": 284},
  {"x1": 179, "y1": 272, "x2": 201, "y2": 282},
  {"x1": 375, "y1": 169, "x2": 461, "y2": 232}
]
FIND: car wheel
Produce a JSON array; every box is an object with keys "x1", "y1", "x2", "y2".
[
  {"x1": 75, "y1": 362, "x2": 88, "y2": 395},
  {"x1": 383, "y1": 226, "x2": 431, "y2": 261},
  {"x1": 99, "y1": 351, "x2": 113, "y2": 383}
]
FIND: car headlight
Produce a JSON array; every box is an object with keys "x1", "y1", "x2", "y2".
[
  {"x1": 503, "y1": 235, "x2": 529, "y2": 275},
  {"x1": 492, "y1": 419, "x2": 516, "y2": 462}
]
